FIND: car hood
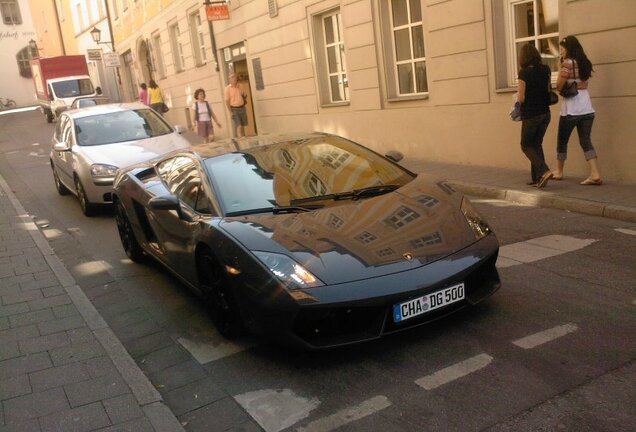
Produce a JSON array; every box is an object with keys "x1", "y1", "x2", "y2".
[
  {"x1": 219, "y1": 176, "x2": 482, "y2": 285},
  {"x1": 77, "y1": 133, "x2": 190, "y2": 168}
]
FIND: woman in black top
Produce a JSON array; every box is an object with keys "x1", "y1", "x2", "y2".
[{"x1": 517, "y1": 44, "x2": 553, "y2": 188}]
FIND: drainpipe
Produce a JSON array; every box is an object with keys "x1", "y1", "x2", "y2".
[
  {"x1": 53, "y1": 0, "x2": 66, "y2": 54},
  {"x1": 203, "y1": 0, "x2": 220, "y2": 72}
]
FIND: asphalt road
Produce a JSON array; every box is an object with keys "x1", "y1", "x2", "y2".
[{"x1": 1, "y1": 109, "x2": 635, "y2": 432}]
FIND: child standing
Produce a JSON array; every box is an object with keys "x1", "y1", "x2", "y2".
[{"x1": 191, "y1": 88, "x2": 222, "y2": 143}]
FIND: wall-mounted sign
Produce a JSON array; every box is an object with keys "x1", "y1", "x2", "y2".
[
  {"x1": 206, "y1": 4, "x2": 230, "y2": 21},
  {"x1": 87, "y1": 49, "x2": 102, "y2": 61},
  {"x1": 103, "y1": 52, "x2": 120, "y2": 67}
]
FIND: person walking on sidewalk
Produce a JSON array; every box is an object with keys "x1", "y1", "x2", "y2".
[
  {"x1": 516, "y1": 44, "x2": 553, "y2": 188},
  {"x1": 224, "y1": 73, "x2": 248, "y2": 138},
  {"x1": 191, "y1": 88, "x2": 222, "y2": 143},
  {"x1": 554, "y1": 35, "x2": 602, "y2": 185},
  {"x1": 148, "y1": 80, "x2": 165, "y2": 116},
  {"x1": 138, "y1": 83, "x2": 149, "y2": 105}
]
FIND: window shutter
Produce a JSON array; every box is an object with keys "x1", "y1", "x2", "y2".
[{"x1": 268, "y1": 0, "x2": 278, "y2": 18}]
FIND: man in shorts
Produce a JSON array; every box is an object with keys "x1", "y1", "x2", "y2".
[{"x1": 224, "y1": 73, "x2": 248, "y2": 138}]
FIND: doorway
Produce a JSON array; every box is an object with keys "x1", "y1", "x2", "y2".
[{"x1": 223, "y1": 42, "x2": 257, "y2": 137}]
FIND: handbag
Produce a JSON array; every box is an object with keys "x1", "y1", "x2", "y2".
[
  {"x1": 559, "y1": 60, "x2": 579, "y2": 98},
  {"x1": 161, "y1": 103, "x2": 170, "y2": 113},
  {"x1": 549, "y1": 91, "x2": 559, "y2": 105},
  {"x1": 510, "y1": 94, "x2": 521, "y2": 121}
]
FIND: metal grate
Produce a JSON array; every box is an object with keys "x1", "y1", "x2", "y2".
[{"x1": 268, "y1": 0, "x2": 278, "y2": 17}]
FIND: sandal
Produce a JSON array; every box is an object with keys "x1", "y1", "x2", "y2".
[
  {"x1": 580, "y1": 177, "x2": 602, "y2": 186},
  {"x1": 536, "y1": 171, "x2": 553, "y2": 189},
  {"x1": 552, "y1": 174, "x2": 563, "y2": 181}
]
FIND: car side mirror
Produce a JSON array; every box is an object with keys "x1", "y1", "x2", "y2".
[
  {"x1": 385, "y1": 150, "x2": 404, "y2": 163},
  {"x1": 174, "y1": 125, "x2": 186, "y2": 134},
  {"x1": 53, "y1": 142, "x2": 70, "y2": 152},
  {"x1": 148, "y1": 194, "x2": 180, "y2": 211}
]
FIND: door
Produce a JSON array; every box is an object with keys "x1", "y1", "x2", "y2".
[
  {"x1": 233, "y1": 60, "x2": 257, "y2": 137},
  {"x1": 53, "y1": 116, "x2": 75, "y2": 189}
]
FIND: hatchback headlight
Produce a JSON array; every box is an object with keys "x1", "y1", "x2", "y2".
[
  {"x1": 460, "y1": 197, "x2": 492, "y2": 239},
  {"x1": 90, "y1": 164, "x2": 119, "y2": 178},
  {"x1": 253, "y1": 251, "x2": 324, "y2": 290}
]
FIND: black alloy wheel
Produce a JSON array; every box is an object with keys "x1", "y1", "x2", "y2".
[
  {"x1": 115, "y1": 200, "x2": 145, "y2": 263},
  {"x1": 74, "y1": 176, "x2": 96, "y2": 216},
  {"x1": 51, "y1": 163, "x2": 70, "y2": 195},
  {"x1": 197, "y1": 251, "x2": 242, "y2": 339}
]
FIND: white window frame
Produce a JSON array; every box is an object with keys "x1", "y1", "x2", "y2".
[
  {"x1": 188, "y1": 10, "x2": 207, "y2": 66},
  {"x1": 1, "y1": 0, "x2": 22, "y2": 24},
  {"x1": 388, "y1": 0, "x2": 427, "y2": 96},
  {"x1": 498, "y1": 0, "x2": 559, "y2": 88},
  {"x1": 169, "y1": 22, "x2": 185, "y2": 72},
  {"x1": 311, "y1": 6, "x2": 349, "y2": 106},
  {"x1": 152, "y1": 32, "x2": 166, "y2": 79}
]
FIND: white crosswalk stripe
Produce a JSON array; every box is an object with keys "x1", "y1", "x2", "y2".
[
  {"x1": 512, "y1": 323, "x2": 579, "y2": 349},
  {"x1": 415, "y1": 353, "x2": 493, "y2": 390},
  {"x1": 497, "y1": 235, "x2": 597, "y2": 268}
]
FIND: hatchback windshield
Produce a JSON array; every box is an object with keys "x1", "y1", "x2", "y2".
[
  {"x1": 203, "y1": 135, "x2": 415, "y2": 215},
  {"x1": 75, "y1": 109, "x2": 173, "y2": 146},
  {"x1": 52, "y1": 79, "x2": 94, "y2": 98}
]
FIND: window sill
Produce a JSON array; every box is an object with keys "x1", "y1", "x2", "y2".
[
  {"x1": 386, "y1": 94, "x2": 429, "y2": 103},
  {"x1": 320, "y1": 101, "x2": 350, "y2": 108}
]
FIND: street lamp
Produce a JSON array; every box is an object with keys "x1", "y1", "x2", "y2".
[
  {"x1": 90, "y1": 27, "x2": 113, "y2": 50},
  {"x1": 28, "y1": 39, "x2": 40, "y2": 58}
]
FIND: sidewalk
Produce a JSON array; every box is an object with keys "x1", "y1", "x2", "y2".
[
  {"x1": 401, "y1": 159, "x2": 636, "y2": 223},
  {"x1": 0, "y1": 173, "x2": 184, "y2": 432}
]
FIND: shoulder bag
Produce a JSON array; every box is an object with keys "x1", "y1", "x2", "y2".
[{"x1": 559, "y1": 60, "x2": 579, "y2": 98}]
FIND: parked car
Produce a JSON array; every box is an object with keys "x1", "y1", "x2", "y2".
[
  {"x1": 113, "y1": 132, "x2": 501, "y2": 349},
  {"x1": 50, "y1": 102, "x2": 191, "y2": 216},
  {"x1": 70, "y1": 96, "x2": 111, "y2": 109}
]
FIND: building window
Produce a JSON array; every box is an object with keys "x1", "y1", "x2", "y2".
[
  {"x1": 319, "y1": 149, "x2": 350, "y2": 170},
  {"x1": 494, "y1": 0, "x2": 559, "y2": 88},
  {"x1": 169, "y1": 22, "x2": 185, "y2": 72},
  {"x1": 305, "y1": 172, "x2": 327, "y2": 196},
  {"x1": 152, "y1": 32, "x2": 166, "y2": 79},
  {"x1": 312, "y1": 8, "x2": 349, "y2": 105},
  {"x1": 355, "y1": 231, "x2": 377, "y2": 244},
  {"x1": 376, "y1": 247, "x2": 395, "y2": 258},
  {"x1": 416, "y1": 195, "x2": 439, "y2": 208},
  {"x1": 189, "y1": 11, "x2": 207, "y2": 66},
  {"x1": 280, "y1": 150, "x2": 296, "y2": 170},
  {"x1": 1, "y1": 0, "x2": 22, "y2": 24},
  {"x1": 16, "y1": 47, "x2": 32, "y2": 78},
  {"x1": 410, "y1": 232, "x2": 442, "y2": 249},
  {"x1": 385, "y1": 206, "x2": 420, "y2": 229},
  {"x1": 328, "y1": 214, "x2": 344, "y2": 230}
]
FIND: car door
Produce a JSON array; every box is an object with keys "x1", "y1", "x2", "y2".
[
  {"x1": 52, "y1": 115, "x2": 75, "y2": 189},
  {"x1": 150, "y1": 156, "x2": 215, "y2": 286}
]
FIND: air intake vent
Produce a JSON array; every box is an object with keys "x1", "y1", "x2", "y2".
[{"x1": 268, "y1": 0, "x2": 278, "y2": 17}]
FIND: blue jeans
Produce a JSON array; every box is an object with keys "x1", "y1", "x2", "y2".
[
  {"x1": 557, "y1": 113, "x2": 596, "y2": 161},
  {"x1": 521, "y1": 112, "x2": 551, "y2": 182}
]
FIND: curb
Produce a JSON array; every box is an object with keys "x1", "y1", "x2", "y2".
[
  {"x1": 450, "y1": 181, "x2": 636, "y2": 223},
  {"x1": 0, "y1": 173, "x2": 185, "y2": 432}
]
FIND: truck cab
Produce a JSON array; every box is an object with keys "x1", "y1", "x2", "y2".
[{"x1": 46, "y1": 76, "x2": 95, "y2": 120}]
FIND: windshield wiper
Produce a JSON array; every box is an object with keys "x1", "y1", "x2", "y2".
[
  {"x1": 225, "y1": 204, "x2": 321, "y2": 217},
  {"x1": 335, "y1": 184, "x2": 400, "y2": 200}
]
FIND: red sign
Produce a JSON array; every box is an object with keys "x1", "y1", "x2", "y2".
[{"x1": 206, "y1": 4, "x2": 230, "y2": 21}]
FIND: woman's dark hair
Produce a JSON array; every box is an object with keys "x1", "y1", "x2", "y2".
[
  {"x1": 149, "y1": 80, "x2": 158, "y2": 89},
  {"x1": 194, "y1": 88, "x2": 205, "y2": 99},
  {"x1": 140, "y1": 83, "x2": 147, "y2": 90},
  {"x1": 518, "y1": 43, "x2": 542, "y2": 69},
  {"x1": 560, "y1": 35, "x2": 593, "y2": 80}
]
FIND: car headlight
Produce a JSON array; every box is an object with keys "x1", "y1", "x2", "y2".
[
  {"x1": 253, "y1": 251, "x2": 324, "y2": 290},
  {"x1": 90, "y1": 164, "x2": 119, "y2": 178},
  {"x1": 460, "y1": 197, "x2": 492, "y2": 239}
]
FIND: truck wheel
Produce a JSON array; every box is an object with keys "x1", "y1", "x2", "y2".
[{"x1": 46, "y1": 112, "x2": 54, "y2": 123}]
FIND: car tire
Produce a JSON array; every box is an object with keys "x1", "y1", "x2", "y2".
[
  {"x1": 74, "y1": 176, "x2": 96, "y2": 216},
  {"x1": 46, "y1": 111, "x2": 54, "y2": 123},
  {"x1": 115, "y1": 200, "x2": 145, "y2": 263},
  {"x1": 197, "y1": 250, "x2": 242, "y2": 339},
  {"x1": 51, "y1": 163, "x2": 70, "y2": 195}
]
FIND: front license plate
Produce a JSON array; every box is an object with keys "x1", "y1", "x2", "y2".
[{"x1": 393, "y1": 283, "x2": 465, "y2": 323}]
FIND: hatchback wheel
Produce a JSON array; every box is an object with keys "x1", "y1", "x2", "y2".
[
  {"x1": 198, "y1": 251, "x2": 242, "y2": 339},
  {"x1": 51, "y1": 163, "x2": 70, "y2": 195},
  {"x1": 74, "y1": 176, "x2": 96, "y2": 216},
  {"x1": 115, "y1": 200, "x2": 144, "y2": 262}
]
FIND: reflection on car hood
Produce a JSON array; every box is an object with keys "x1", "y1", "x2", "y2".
[
  {"x1": 78, "y1": 133, "x2": 190, "y2": 168},
  {"x1": 220, "y1": 176, "x2": 480, "y2": 285}
]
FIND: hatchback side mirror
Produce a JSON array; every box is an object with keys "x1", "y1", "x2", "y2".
[
  {"x1": 53, "y1": 142, "x2": 70, "y2": 152},
  {"x1": 174, "y1": 125, "x2": 186, "y2": 134}
]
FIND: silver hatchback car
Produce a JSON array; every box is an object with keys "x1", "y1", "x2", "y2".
[{"x1": 50, "y1": 103, "x2": 191, "y2": 216}]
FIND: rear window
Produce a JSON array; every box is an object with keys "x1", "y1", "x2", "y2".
[{"x1": 74, "y1": 109, "x2": 173, "y2": 146}]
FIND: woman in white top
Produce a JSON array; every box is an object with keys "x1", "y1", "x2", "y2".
[
  {"x1": 191, "y1": 88, "x2": 222, "y2": 143},
  {"x1": 554, "y1": 35, "x2": 602, "y2": 185}
]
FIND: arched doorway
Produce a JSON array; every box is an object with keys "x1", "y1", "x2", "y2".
[{"x1": 137, "y1": 39, "x2": 153, "y2": 84}]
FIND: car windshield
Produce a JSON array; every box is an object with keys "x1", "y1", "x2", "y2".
[
  {"x1": 75, "y1": 109, "x2": 173, "y2": 146},
  {"x1": 203, "y1": 135, "x2": 415, "y2": 216},
  {"x1": 52, "y1": 79, "x2": 94, "y2": 98}
]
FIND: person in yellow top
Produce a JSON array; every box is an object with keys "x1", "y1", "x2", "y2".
[
  {"x1": 148, "y1": 80, "x2": 165, "y2": 116},
  {"x1": 224, "y1": 73, "x2": 248, "y2": 137}
]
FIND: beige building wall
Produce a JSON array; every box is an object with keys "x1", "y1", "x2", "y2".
[
  {"x1": 28, "y1": 0, "x2": 65, "y2": 57},
  {"x1": 54, "y1": 0, "x2": 79, "y2": 55},
  {"x1": 111, "y1": 0, "x2": 636, "y2": 182}
]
